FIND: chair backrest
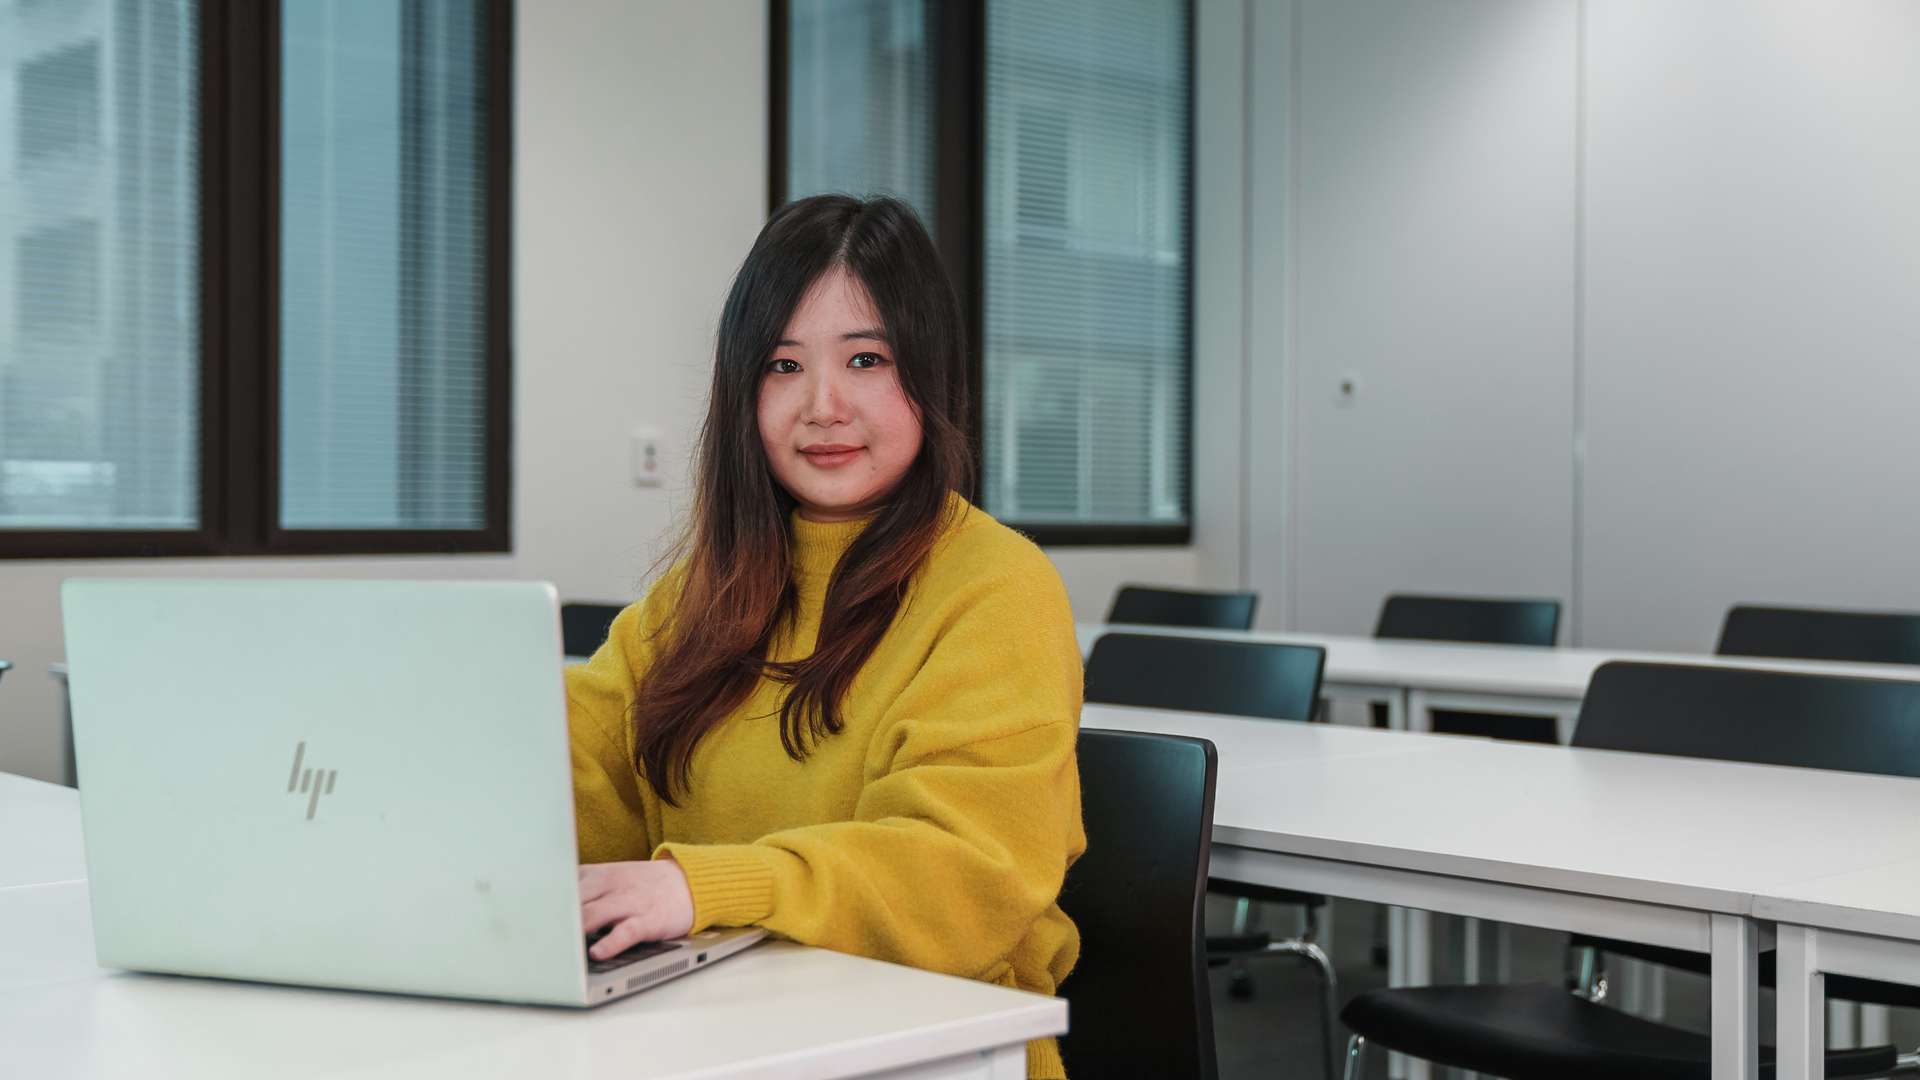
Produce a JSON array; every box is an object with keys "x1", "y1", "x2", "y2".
[
  {"x1": 1374, "y1": 594, "x2": 1561, "y2": 647},
  {"x1": 1084, "y1": 633, "x2": 1326, "y2": 721},
  {"x1": 1573, "y1": 661, "x2": 1920, "y2": 777},
  {"x1": 1059, "y1": 729, "x2": 1219, "y2": 1080},
  {"x1": 1717, "y1": 604, "x2": 1920, "y2": 667},
  {"x1": 559, "y1": 602, "x2": 623, "y2": 658},
  {"x1": 1108, "y1": 585, "x2": 1258, "y2": 631}
]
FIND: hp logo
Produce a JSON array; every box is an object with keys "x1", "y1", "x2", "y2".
[{"x1": 286, "y1": 742, "x2": 338, "y2": 821}]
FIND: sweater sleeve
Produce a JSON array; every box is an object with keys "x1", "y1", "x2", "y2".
[
  {"x1": 566, "y1": 587, "x2": 671, "y2": 864},
  {"x1": 657, "y1": 553, "x2": 1086, "y2": 984}
]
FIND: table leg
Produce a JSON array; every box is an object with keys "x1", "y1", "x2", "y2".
[
  {"x1": 1776, "y1": 924, "x2": 1824, "y2": 1080},
  {"x1": 1859, "y1": 1003, "x2": 1890, "y2": 1047},
  {"x1": 59, "y1": 676, "x2": 77, "y2": 788},
  {"x1": 1463, "y1": 916, "x2": 1481, "y2": 983},
  {"x1": 1402, "y1": 909, "x2": 1433, "y2": 1080},
  {"x1": 1403, "y1": 688, "x2": 1431, "y2": 734},
  {"x1": 1710, "y1": 913, "x2": 1761, "y2": 1080},
  {"x1": 1387, "y1": 902, "x2": 1408, "y2": 1080},
  {"x1": 1553, "y1": 705, "x2": 1578, "y2": 746},
  {"x1": 1495, "y1": 922, "x2": 1512, "y2": 982},
  {"x1": 1383, "y1": 687, "x2": 1421, "y2": 1080},
  {"x1": 1619, "y1": 957, "x2": 1646, "y2": 1014},
  {"x1": 1827, "y1": 1000, "x2": 1858, "y2": 1049}
]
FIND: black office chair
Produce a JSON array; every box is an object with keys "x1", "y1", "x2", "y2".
[
  {"x1": 559, "y1": 602, "x2": 624, "y2": 659},
  {"x1": 1108, "y1": 584, "x2": 1259, "y2": 631},
  {"x1": 1059, "y1": 729, "x2": 1219, "y2": 1080},
  {"x1": 1084, "y1": 632, "x2": 1338, "y2": 1079},
  {"x1": 1338, "y1": 661, "x2": 1920, "y2": 1080},
  {"x1": 1719, "y1": 603, "x2": 1920, "y2": 667},
  {"x1": 1372, "y1": 594, "x2": 1562, "y2": 742},
  {"x1": 1085, "y1": 632, "x2": 1323, "y2": 722}
]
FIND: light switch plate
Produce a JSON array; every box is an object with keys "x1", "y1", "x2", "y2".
[{"x1": 629, "y1": 427, "x2": 664, "y2": 487}]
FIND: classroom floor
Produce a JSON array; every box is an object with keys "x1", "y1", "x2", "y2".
[{"x1": 1206, "y1": 898, "x2": 1920, "y2": 1080}]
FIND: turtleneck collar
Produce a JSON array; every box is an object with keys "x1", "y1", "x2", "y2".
[
  {"x1": 790, "y1": 509, "x2": 873, "y2": 583},
  {"x1": 787, "y1": 491, "x2": 973, "y2": 585}
]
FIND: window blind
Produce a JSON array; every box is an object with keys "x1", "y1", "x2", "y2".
[
  {"x1": 280, "y1": 0, "x2": 488, "y2": 530},
  {"x1": 982, "y1": 0, "x2": 1190, "y2": 527},
  {"x1": 0, "y1": 0, "x2": 200, "y2": 529},
  {"x1": 784, "y1": 0, "x2": 936, "y2": 228}
]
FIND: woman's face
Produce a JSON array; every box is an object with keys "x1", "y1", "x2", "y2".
[{"x1": 757, "y1": 267, "x2": 924, "y2": 523}]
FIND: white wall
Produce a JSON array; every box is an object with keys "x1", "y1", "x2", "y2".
[
  {"x1": 0, "y1": 0, "x2": 769, "y2": 783},
  {"x1": 1250, "y1": 0, "x2": 1578, "y2": 636},
  {"x1": 1244, "y1": 0, "x2": 1920, "y2": 647},
  {"x1": 1578, "y1": 0, "x2": 1920, "y2": 650},
  {"x1": 513, "y1": 0, "x2": 767, "y2": 607}
]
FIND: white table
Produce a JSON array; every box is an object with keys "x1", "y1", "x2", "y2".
[
  {"x1": 1080, "y1": 702, "x2": 1478, "y2": 768},
  {"x1": 1080, "y1": 621, "x2": 1920, "y2": 1053},
  {"x1": 1089, "y1": 700, "x2": 1920, "y2": 1080},
  {"x1": 0, "y1": 775, "x2": 1063, "y2": 1080},
  {"x1": 1079, "y1": 622, "x2": 1920, "y2": 741},
  {"x1": 0, "y1": 773, "x2": 87, "y2": 890},
  {"x1": 1764, "y1": 859, "x2": 1920, "y2": 1080}
]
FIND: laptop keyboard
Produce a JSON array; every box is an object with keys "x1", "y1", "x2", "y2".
[{"x1": 584, "y1": 931, "x2": 683, "y2": 975}]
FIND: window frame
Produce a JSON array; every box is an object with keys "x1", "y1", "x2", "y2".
[
  {"x1": 768, "y1": 0, "x2": 1194, "y2": 547},
  {"x1": 0, "y1": 0, "x2": 515, "y2": 560}
]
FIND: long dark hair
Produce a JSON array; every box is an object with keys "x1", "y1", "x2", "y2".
[{"x1": 631, "y1": 195, "x2": 975, "y2": 804}]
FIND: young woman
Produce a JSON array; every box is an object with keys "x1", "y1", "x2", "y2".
[{"x1": 565, "y1": 195, "x2": 1086, "y2": 1078}]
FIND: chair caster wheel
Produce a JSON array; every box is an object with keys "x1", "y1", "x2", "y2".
[{"x1": 1228, "y1": 970, "x2": 1255, "y2": 1000}]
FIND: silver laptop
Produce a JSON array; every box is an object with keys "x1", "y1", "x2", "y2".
[{"x1": 61, "y1": 578, "x2": 764, "y2": 1007}]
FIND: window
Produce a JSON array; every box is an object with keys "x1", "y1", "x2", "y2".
[
  {"x1": 0, "y1": 0, "x2": 511, "y2": 558},
  {"x1": 3, "y1": 4, "x2": 198, "y2": 532},
  {"x1": 773, "y1": 0, "x2": 1192, "y2": 544},
  {"x1": 781, "y1": 0, "x2": 935, "y2": 225}
]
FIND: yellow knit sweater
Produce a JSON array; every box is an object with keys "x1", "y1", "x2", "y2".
[{"x1": 566, "y1": 494, "x2": 1085, "y2": 1079}]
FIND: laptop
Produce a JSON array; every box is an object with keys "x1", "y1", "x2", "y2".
[{"x1": 60, "y1": 578, "x2": 765, "y2": 1007}]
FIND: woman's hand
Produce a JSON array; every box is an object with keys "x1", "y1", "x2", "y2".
[{"x1": 579, "y1": 859, "x2": 696, "y2": 959}]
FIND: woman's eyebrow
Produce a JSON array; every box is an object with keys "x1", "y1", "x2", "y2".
[{"x1": 773, "y1": 328, "x2": 889, "y2": 348}]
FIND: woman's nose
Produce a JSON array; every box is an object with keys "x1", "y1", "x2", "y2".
[{"x1": 805, "y1": 371, "x2": 850, "y2": 425}]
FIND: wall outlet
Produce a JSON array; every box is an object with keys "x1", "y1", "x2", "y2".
[{"x1": 629, "y1": 427, "x2": 666, "y2": 488}]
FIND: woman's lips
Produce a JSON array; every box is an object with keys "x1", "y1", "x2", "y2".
[{"x1": 800, "y1": 445, "x2": 863, "y2": 468}]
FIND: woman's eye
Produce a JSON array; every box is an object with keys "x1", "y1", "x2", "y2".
[
  {"x1": 769, "y1": 358, "x2": 801, "y2": 374},
  {"x1": 849, "y1": 352, "x2": 886, "y2": 369}
]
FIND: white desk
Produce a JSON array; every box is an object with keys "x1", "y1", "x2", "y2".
[
  {"x1": 1080, "y1": 620, "x2": 1920, "y2": 1050},
  {"x1": 0, "y1": 779, "x2": 1062, "y2": 1079},
  {"x1": 1084, "y1": 700, "x2": 1920, "y2": 1080},
  {"x1": 1080, "y1": 703, "x2": 1476, "y2": 768},
  {"x1": 1081, "y1": 623, "x2": 1920, "y2": 734},
  {"x1": 1763, "y1": 859, "x2": 1920, "y2": 1080},
  {"x1": 0, "y1": 773, "x2": 87, "y2": 890},
  {"x1": 1214, "y1": 738, "x2": 1920, "y2": 1080}
]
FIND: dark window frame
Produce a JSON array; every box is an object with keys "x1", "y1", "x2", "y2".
[
  {"x1": 0, "y1": 0, "x2": 514, "y2": 560},
  {"x1": 768, "y1": 0, "x2": 1194, "y2": 547}
]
